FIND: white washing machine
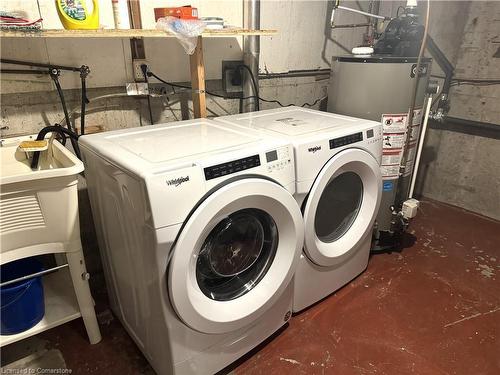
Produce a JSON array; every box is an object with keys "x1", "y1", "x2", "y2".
[
  {"x1": 79, "y1": 119, "x2": 304, "y2": 375},
  {"x1": 215, "y1": 107, "x2": 382, "y2": 312}
]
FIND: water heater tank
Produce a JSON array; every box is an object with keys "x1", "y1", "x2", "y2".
[{"x1": 327, "y1": 55, "x2": 431, "y2": 235}]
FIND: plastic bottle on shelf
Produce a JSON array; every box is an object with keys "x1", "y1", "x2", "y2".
[
  {"x1": 55, "y1": 0, "x2": 99, "y2": 30},
  {"x1": 112, "y1": 0, "x2": 130, "y2": 29}
]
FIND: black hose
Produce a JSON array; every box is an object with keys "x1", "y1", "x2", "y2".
[
  {"x1": 238, "y1": 64, "x2": 260, "y2": 111},
  {"x1": 31, "y1": 125, "x2": 80, "y2": 170},
  {"x1": 51, "y1": 73, "x2": 72, "y2": 131},
  {"x1": 50, "y1": 70, "x2": 80, "y2": 155},
  {"x1": 80, "y1": 74, "x2": 88, "y2": 135}
]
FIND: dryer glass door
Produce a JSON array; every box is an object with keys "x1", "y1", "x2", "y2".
[
  {"x1": 303, "y1": 148, "x2": 382, "y2": 267},
  {"x1": 168, "y1": 177, "x2": 303, "y2": 334}
]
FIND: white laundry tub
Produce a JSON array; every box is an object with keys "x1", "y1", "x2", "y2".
[{"x1": 0, "y1": 135, "x2": 84, "y2": 263}]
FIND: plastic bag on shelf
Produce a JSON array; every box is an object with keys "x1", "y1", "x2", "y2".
[{"x1": 156, "y1": 16, "x2": 206, "y2": 55}]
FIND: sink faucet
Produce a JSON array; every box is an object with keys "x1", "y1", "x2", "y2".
[{"x1": 31, "y1": 125, "x2": 81, "y2": 170}]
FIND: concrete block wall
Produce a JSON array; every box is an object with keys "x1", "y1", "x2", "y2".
[{"x1": 417, "y1": 1, "x2": 500, "y2": 220}]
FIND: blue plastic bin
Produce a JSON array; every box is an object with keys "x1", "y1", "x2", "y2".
[{"x1": 1, "y1": 257, "x2": 45, "y2": 335}]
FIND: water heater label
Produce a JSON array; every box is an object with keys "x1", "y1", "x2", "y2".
[
  {"x1": 382, "y1": 114, "x2": 407, "y2": 133},
  {"x1": 409, "y1": 125, "x2": 421, "y2": 142},
  {"x1": 412, "y1": 108, "x2": 423, "y2": 125},
  {"x1": 382, "y1": 149, "x2": 403, "y2": 165},
  {"x1": 381, "y1": 165, "x2": 400, "y2": 179},
  {"x1": 383, "y1": 133, "x2": 405, "y2": 149},
  {"x1": 383, "y1": 180, "x2": 394, "y2": 192},
  {"x1": 381, "y1": 113, "x2": 406, "y2": 180},
  {"x1": 380, "y1": 110, "x2": 423, "y2": 180},
  {"x1": 403, "y1": 142, "x2": 418, "y2": 177}
]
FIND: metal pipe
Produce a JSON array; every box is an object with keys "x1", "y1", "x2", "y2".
[
  {"x1": 368, "y1": 0, "x2": 381, "y2": 40},
  {"x1": 0, "y1": 264, "x2": 69, "y2": 287},
  {"x1": 242, "y1": 0, "x2": 260, "y2": 112},
  {"x1": 430, "y1": 116, "x2": 500, "y2": 139},
  {"x1": 1, "y1": 58, "x2": 80, "y2": 72},
  {"x1": 409, "y1": 94, "x2": 432, "y2": 198},
  {"x1": 337, "y1": 5, "x2": 387, "y2": 20},
  {"x1": 331, "y1": 23, "x2": 372, "y2": 29},
  {"x1": 426, "y1": 35, "x2": 454, "y2": 95},
  {"x1": 0, "y1": 69, "x2": 49, "y2": 75},
  {"x1": 259, "y1": 69, "x2": 330, "y2": 80}
]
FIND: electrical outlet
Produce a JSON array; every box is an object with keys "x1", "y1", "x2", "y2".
[
  {"x1": 133, "y1": 59, "x2": 148, "y2": 81},
  {"x1": 222, "y1": 60, "x2": 244, "y2": 98}
]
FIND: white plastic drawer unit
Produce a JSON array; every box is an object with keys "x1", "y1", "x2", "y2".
[{"x1": 0, "y1": 135, "x2": 83, "y2": 262}]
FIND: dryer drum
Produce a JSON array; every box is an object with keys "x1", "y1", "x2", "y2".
[{"x1": 196, "y1": 208, "x2": 278, "y2": 301}]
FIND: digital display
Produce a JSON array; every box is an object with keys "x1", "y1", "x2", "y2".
[
  {"x1": 329, "y1": 132, "x2": 363, "y2": 149},
  {"x1": 367, "y1": 129, "x2": 374, "y2": 138},
  {"x1": 266, "y1": 150, "x2": 278, "y2": 162},
  {"x1": 204, "y1": 154, "x2": 261, "y2": 180}
]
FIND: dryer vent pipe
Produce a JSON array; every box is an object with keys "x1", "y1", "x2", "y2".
[{"x1": 242, "y1": 0, "x2": 260, "y2": 113}]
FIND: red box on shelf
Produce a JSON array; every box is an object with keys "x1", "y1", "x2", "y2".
[{"x1": 154, "y1": 6, "x2": 199, "y2": 21}]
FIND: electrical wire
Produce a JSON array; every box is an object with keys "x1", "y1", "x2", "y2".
[
  {"x1": 396, "y1": 5, "x2": 405, "y2": 17},
  {"x1": 237, "y1": 64, "x2": 260, "y2": 111},
  {"x1": 147, "y1": 69, "x2": 326, "y2": 109},
  {"x1": 141, "y1": 64, "x2": 154, "y2": 125}
]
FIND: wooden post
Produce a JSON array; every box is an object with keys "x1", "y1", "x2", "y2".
[{"x1": 189, "y1": 36, "x2": 207, "y2": 118}]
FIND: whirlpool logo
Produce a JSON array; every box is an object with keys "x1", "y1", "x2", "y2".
[
  {"x1": 308, "y1": 146, "x2": 321, "y2": 153},
  {"x1": 166, "y1": 176, "x2": 190, "y2": 187}
]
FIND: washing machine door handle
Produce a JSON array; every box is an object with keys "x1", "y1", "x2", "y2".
[{"x1": 302, "y1": 148, "x2": 382, "y2": 267}]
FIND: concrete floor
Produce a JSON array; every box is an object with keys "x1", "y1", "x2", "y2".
[{"x1": 3, "y1": 199, "x2": 499, "y2": 374}]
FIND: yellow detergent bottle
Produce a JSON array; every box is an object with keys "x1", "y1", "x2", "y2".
[{"x1": 56, "y1": 0, "x2": 99, "y2": 30}]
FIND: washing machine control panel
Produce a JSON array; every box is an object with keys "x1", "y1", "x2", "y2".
[
  {"x1": 204, "y1": 154, "x2": 261, "y2": 180},
  {"x1": 266, "y1": 147, "x2": 292, "y2": 172},
  {"x1": 329, "y1": 132, "x2": 363, "y2": 149}
]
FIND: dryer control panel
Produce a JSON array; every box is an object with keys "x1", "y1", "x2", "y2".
[
  {"x1": 329, "y1": 132, "x2": 363, "y2": 149},
  {"x1": 204, "y1": 154, "x2": 261, "y2": 180},
  {"x1": 266, "y1": 147, "x2": 292, "y2": 173}
]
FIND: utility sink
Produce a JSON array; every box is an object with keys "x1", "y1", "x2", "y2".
[
  {"x1": 0, "y1": 135, "x2": 83, "y2": 185},
  {"x1": 1, "y1": 135, "x2": 84, "y2": 258}
]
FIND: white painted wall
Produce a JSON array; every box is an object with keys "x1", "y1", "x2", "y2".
[{"x1": 1, "y1": 0, "x2": 369, "y2": 92}]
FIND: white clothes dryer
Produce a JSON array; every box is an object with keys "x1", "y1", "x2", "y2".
[
  {"x1": 79, "y1": 119, "x2": 304, "y2": 374},
  {"x1": 215, "y1": 107, "x2": 382, "y2": 312}
]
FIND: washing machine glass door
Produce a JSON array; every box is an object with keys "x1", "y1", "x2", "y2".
[
  {"x1": 168, "y1": 177, "x2": 304, "y2": 334},
  {"x1": 303, "y1": 148, "x2": 382, "y2": 267}
]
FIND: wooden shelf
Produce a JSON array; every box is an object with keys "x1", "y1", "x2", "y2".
[
  {"x1": 0, "y1": 28, "x2": 277, "y2": 39},
  {"x1": 0, "y1": 27, "x2": 276, "y2": 119},
  {"x1": 0, "y1": 268, "x2": 81, "y2": 347}
]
